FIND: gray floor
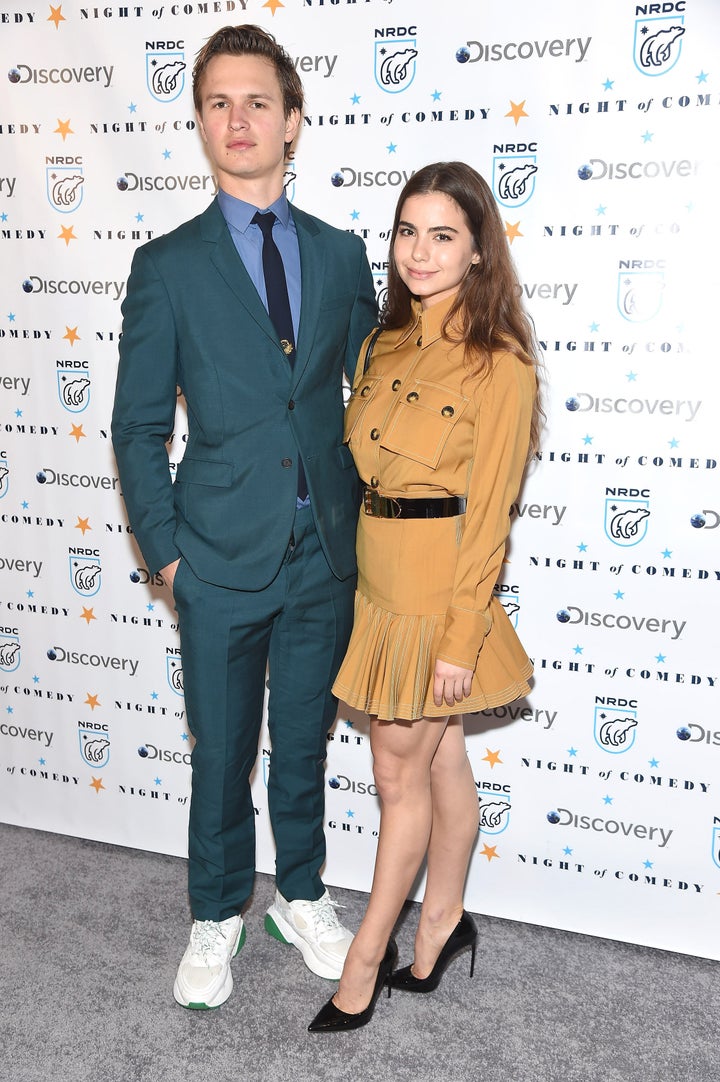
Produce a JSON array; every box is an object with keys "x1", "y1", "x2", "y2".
[{"x1": 1, "y1": 821, "x2": 717, "y2": 1082}]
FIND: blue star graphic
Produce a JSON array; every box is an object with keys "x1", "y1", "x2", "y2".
[
  {"x1": 33, "y1": 675, "x2": 39, "y2": 683},
  {"x1": 0, "y1": 213, "x2": 8, "y2": 223},
  {"x1": 626, "y1": 371, "x2": 637, "y2": 382},
  {"x1": 351, "y1": 210, "x2": 360, "y2": 221},
  {"x1": 8, "y1": 313, "x2": 15, "y2": 321},
  {"x1": 573, "y1": 645, "x2": 583, "y2": 655},
  {"x1": 431, "y1": 89, "x2": 442, "y2": 101},
  {"x1": 602, "y1": 795, "x2": 613, "y2": 806},
  {"x1": 387, "y1": 142, "x2": 397, "y2": 154},
  {"x1": 39, "y1": 758, "x2": 46, "y2": 766},
  {"x1": 668, "y1": 438, "x2": 679, "y2": 449},
  {"x1": 567, "y1": 748, "x2": 578, "y2": 758},
  {"x1": 15, "y1": 409, "x2": 22, "y2": 418},
  {"x1": 563, "y1": 846, "x2": 573, "y2": 855},
  {"x1": 181, "y1": 732, "x2": 189, "y2": 741},
  {"x1": 350, "y1": 93, "x2": 361, "y2": 104},
  {"x1": 26, "y1": 590, "x2": 34, "y2": 599},
  {"x1": 603, "y1": 78, "x2": 614, "y2": 90},
  {"x1": 696, "y1": 71, "x2": 708, "y2": 84},
  {"x1": 661, "y1": 549, "x2": 672, "y2": 559},
  {"x1": 648, "y1": 758, "x2": 659, "y2": 768},
  {"x1": 614, "y1": 590, "x2": 624, "y2": 600},
  {"x1": 596, "y1": 205, "x2": 606, "y2": 216},
  {"x1": 147, "y1": 603, "x2": 154, "y2": 612},
  {"x1": 151, "y1": 691, "x2": 158, "y2": 700},
  {"x1": 577, "y1": 542, "x2": 587, "y2": 553},
  {"x1": 655, "y1": 653, "x2": 666, "y2": 664},
  {"x1": 22, "y1": 501, "x2": 29, "y2": 509},
  {"x1": 129, "y1": 102, "x2": 137, "y2": 113},
  {"x1": 162, "y1": 149, "x2": 171, "y2": 160},
  {"x1": 344, "y1": 720, "x2": 354, "y2": 729},
  {"x1": 643, "y1": 859, "x2": 653, "y2": 869},
  {"x1": 583, "y1": 435, "x2": 593, "y2": 445},
  {"x1": 154, "y1": 777, "x2": 162, "y2": 786},
  {"x1": 6, "y1": 706, "x2": 13, "y2": 714},
  {"x1": 135, "y1": 212, "x2": 144, "y2": 223},
  {"x1": 641, "y1": 130, "x2": 653, "y2": 143},
  {"x1": 589, "y1": 322, "x2": 599, "y2": 332},
  {"x1": 346, "y1": 809, "x2": 355, "y2": 818}
]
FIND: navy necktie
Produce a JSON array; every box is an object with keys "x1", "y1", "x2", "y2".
[{"x1": 252, "y1": 210, "x2": 307, "y2": 501}]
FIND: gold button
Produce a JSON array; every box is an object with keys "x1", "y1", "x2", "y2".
[
  {"x1": 370, "y1": 476, "x2": 379, "y2": 489},
  {"x1": 370, "y1": 428, "x2": 380, "y2": 440},
  {"x1": 391, "y1": 379, "x2": 401, "y2": 391},
  {"x1": 360, "y1": 385, "x2": 370, "y2": 397},
  {"x1": 406, "y1": 391, "x2": 419, "y2": 402},
  {"x1": 441, "y1": 405, "x2": 455, "y2": 417}
]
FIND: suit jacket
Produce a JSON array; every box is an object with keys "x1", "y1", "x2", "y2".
[{"x1": 111, "y1": 197, "x2": 377, "y2": 590}]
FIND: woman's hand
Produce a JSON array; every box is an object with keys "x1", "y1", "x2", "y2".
[{"x1": 433, "y1": 660, "x2": 474, "y2": 708}]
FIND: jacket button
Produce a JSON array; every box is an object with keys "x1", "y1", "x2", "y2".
[
  {"x1": 360, "y1": 385, "x2": 371, "y2": 397},
  {"x1": 288, "y1": 400, "x2": 295, "y2": 410},
  {"x1": 370, "y1": 476, "x2": 379, "y2": 488},
  {"x1": 406, "y1": 391, "x2": 419, "y2": 402},
  {"x1": 441, "y1": 405, "x2": 455, "y2": 417},
  {"x1": 370, "y1": 428, "x2": 380, "y2": 440},
  {"x1": 416, "y1": 336, "x2": 422, "y2": 346},
  {"x1": 281, "y1": 458, "x2": 292, "y2": 468},
  {"x1": 391, "y1": 379, "x2": 401, "y2": 391}
]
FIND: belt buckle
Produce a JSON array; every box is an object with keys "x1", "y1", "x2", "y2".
[
  {"x1": 387, "y1": 496, "x2": 402, "y2": 519},
  {"x1": 363, "y1": 488, "x2": 378, "y2": 516}
]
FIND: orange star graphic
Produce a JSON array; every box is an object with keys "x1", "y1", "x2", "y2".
[
  {"x1": 90, "y1": 776, "x2": 105, "y2": 793},
  {"x1": 70, "y1": 424, "x2": 86, "y2": 443},
  {"x1": 48, "y1": 4, "x2": 65, "y2": 27},
  {"x1": 504, "y1": 221, "x2": 523, "y2": 244},
  {"x1": 55, "y1": 118, "x2": 73, "y2": 140},
  {"x1": 58, "y1": 225, "x2": 77, "y2": 246},
  {"x1": 80, "y1": 607, "x2": 96, "y2": 624},
  {"x1": 263, "y1": 0, "x2": 284, "y2": 13},
  {"x1": 85, "y1": 693, "x2": 101, "y2": 710},
  {"x1": 482, "y1": 748, "x2": 503, "y2": 768},
  {"x1": 505, "y1": 99, "x2": 529, "y2": 126},
  {"x1": 63, "y1": 325, "x2": 80, "y2": 346},
  {"x1": 75, "y1": 516, "x2": 91, "y2": 534},
  {"x1": 480, "y1": 844, "x2": 499, "y2": 861}
]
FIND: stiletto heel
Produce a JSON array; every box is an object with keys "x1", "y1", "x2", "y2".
[
  {"x1": 308, "y1": 939, "x2": 398, "y2": 1032},
  {"x1": 390, "y1": 911, "x2": 478, "y2": 993}
]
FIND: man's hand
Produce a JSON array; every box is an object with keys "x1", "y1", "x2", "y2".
[
  {"x1": 160, "y1": 558, "x2": 181, "y2": 593},
  {"x1": 433, "y1": 660, "x2": 474, "y2": 708}
]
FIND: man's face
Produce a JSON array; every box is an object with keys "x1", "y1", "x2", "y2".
[{"x1": 195, "y1": 53, "x2": 300, "y2": 198}]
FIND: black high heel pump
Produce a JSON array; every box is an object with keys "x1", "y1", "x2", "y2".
[
  {"x1": 308, "y1": 939, "x2": 399, "y2": 1033},
  {"x1": 390, "y1": 911, "x2": 478, "y2": 993}
]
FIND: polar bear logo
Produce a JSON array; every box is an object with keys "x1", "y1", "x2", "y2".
[
  {"x1": 640, "y1": 25, "x2": 685, "y2": 69},
  {"x1": 498, "y1": 163, "x2": 538, "y2": 201}
]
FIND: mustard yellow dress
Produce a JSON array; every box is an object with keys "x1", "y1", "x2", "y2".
[{"x1": 332, "y1": 292, "x2": 536, "y2": 721}]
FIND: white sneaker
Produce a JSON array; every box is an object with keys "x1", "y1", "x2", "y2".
[
  {"x1": 172, "y1": 915, "x2": 246, "y2": 1009},
  {"x1": 264, "y1": 889, "x2": 353, "y2": 980}
]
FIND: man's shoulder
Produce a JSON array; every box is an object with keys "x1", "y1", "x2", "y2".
[{"x1": 291, "y1": 204, "x2": 364, "y2": 252}]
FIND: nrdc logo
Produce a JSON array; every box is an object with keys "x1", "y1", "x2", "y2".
[
  {"x1": 492, "y1": 145, "x2": 538, "y2": 209},
  {"x1": 604, "y1": 489, "x2": 650, "y2": 547},
  {"x1": 374, "y1": 28, "x2": 418, "y2": 94},
  {"x1": 712, "y1": 816, "x2": 720, "y2": 870},
  {"x1": 166, "y1": 652, "x2": 184, "y2": 696},
  {"x1": 0, "y1": 456, "x2": 8, "y2": 499},
  {"x1": 79, "y1": 725, "x2": 110, "y2": 769},
  {"x1": 69, "y1": 553, "x2": 102, "y2": 597},
  {"x1": 146, "y1": 41, "x2": 186, "y2": 103},
  {"x1": 57, "y1": 367, "x2": 91, "y2": 413},
  {"x1": 633, "y1": 15, "x2": 685, "y2": 77},
  {"x1": 282, "y1": 161, "x2": 296, "y2": 203},
  {"x1": 0, "y1": 632, "x2": 20, "y2": 672},
  {"x1": 478, "y1": 789, "x2": 511, "y2": 836},
  {"x1": 617, "y1": 269, "x2": 664, "y2": 323},
  {"x1": 374, "y1": 271, "x2": 388, "y2": 312},
  {"x1": 495, "y1": 584, "x2": 520, "y2": 628},
  {"x1": 46, "y1": 165, "x2": 84, "y2": 213},
  {"x1": 594, "y1": 702, "x2": 638, "y2": 755}
]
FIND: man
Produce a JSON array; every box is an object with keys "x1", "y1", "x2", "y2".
[{"x1": 111, "y1": 24, "x2": 376, "y2": 1009}]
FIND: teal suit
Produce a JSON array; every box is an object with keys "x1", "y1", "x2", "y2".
[{"x1": 112, "y1": 197, "x2": 376, "y2": 919}]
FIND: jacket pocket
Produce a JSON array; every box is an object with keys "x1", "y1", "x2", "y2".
[
  {"x1": 343, "y1": 375, "x2": 383, "y2": 443},
  {"x1": 380, "y1": 380, "x2": 469, "y2": 468},
  {"x1": 174, "y1": 458, "x2": 233, "y2": 487}
]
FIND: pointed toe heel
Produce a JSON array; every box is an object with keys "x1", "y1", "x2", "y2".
[
  {"x1": 308, "y1": 939, "x2": 398, "y2": 1033},
  {"x1": 390, "y1": 911, "x2": 478, "y2": 993}
]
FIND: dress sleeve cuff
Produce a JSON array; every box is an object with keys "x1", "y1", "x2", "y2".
[{"x1": 436, "y1": 605, "x2": 492, "y2": 670}]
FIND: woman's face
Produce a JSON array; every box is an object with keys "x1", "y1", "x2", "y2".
[{"x1": 393, "y1": 191, "x2": 479, "y2": 310}]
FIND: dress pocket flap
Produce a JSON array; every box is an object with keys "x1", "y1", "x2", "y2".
[{"x1": 381, "y1": 380, "x2": 469, "y2": 468}]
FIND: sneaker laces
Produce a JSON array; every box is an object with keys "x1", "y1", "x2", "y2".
[
  {"x1": 189, "y1": 918, "x2": 235, "y2": 963},
  {"x1": 306, "y1": 895, "x2": 346, "y2": 941}
]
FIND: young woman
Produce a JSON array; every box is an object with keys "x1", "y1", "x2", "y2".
[{"x1": 309, "y1": 162, "x2": 542, "y2": 1032}]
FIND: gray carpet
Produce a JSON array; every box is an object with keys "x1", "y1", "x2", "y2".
[{"x1": 1, "y1": 821, "x2": 717, "y2": 1082}]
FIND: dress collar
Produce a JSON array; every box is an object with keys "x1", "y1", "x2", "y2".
[
  {"x1": 217, "y1": 188, "x2": 291, "y2": 235},
  {"x1": 394, "y1": 291, "x2": 460, "y2": 349}
]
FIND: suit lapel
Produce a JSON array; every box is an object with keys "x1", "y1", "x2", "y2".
[{"x1": 292, "y1": 206, "x2": 324, "y2": 391}]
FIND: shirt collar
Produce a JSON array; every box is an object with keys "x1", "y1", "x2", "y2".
[
  {"x1": 217, "y1": 188, "x2": 291, "y2": 235},
  {"x1": 394, "y1": 290, "x2": 460, "y2": 349}
]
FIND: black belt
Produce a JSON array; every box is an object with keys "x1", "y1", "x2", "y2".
[{"x1": 363, "y1": 488, "x2": 466, "y2": 519}]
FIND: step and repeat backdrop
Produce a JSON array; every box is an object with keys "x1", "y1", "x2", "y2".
[{"x1": 1, "y1": 0, "x2": 718, "y2": 959}]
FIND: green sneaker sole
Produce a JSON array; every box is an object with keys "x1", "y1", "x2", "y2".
[{"x1": 264, "y1": 912, "x2": 290, "y2": 945}]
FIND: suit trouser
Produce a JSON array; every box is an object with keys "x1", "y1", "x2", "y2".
[{"x1": 172, "y1": 504, "x2": 356, "y2": 922}]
